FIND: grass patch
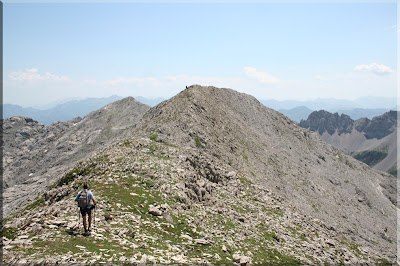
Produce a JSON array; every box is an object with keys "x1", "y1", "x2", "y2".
[
  {"x1": 352, "y1": 150, "x2": 388, "y2": 167},
  {"x1": 387, "y1": 165, "x2": 397, "y2": 177},
  {"x1": 194, "y1": 137, "x2": 201, "y2": 147},
  {"x1": 24, "y1": 198, "x2": 45, "y2": 211},
  {"x1": 1, "y1": 227, "x2": 18, "y2": 240},
  {"x1": 149, "y1": 134, "x2": 158, "y2": 141},
  {"x1": 58, "y1": 161, "x2": 99, "y2": 186}
]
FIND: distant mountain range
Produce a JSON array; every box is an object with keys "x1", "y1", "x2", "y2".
[
  {"x1": 261, "y1": 97, "x2": 396, "y2": 122},
  {"x1": 299, "y1": 110, "x2": 398, "y2": 176},
  {"x1": 3, "y1": 96, "x2": 165, "y2": 126},
  {"x1": 261, "y1": 96, "x2": 397, "y2": 111},
  {"x1": 4, "y1": 95, "x2": 396, "y2": 126},
  {"x1": 279, "y1": 106, "x2": 393, "y2": 123}
]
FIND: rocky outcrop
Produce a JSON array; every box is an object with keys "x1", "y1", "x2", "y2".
[
  {"x1": 300, "y1": 110, "x2": 397, "y2": 140},
  {"x1": 299, "y1": 111, "x2": 354, "y2": 136},
  {"x1": 299, "y1": 110, "x2": 398, "y2": 174},
  {"x1": 362, "y1": 110, "x2": 397, "y2": 140}
]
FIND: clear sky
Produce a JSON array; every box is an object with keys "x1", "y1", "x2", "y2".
[{"x1": 4, "y1": 1, "x2": 397, "y2": 107}]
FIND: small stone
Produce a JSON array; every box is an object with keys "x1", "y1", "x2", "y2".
[
  {"x1": 227, "y1": 171, "x2": 236, "y2": 178},
  {"x1": 160, "y1": 203, "x2": 170, "y2": 210},
  {"x1": 180, "y1": 234, "x2": 193, "y2": 241},
  {"x1": 139, "y1": 243, "x2": 149, "y2": 249},
  {"x1": 194, "y1": 238, "x2": 211, "y2": 245},
  {"x1": 240, "y1": 256, "x2": 251, "y2": 265},
  {"x1": 162, "y1": 212, "x2": 173, "y2": 222},
  {"x1": 104, "y1": 214, "x2": 113, "y2": 221},
  {"x1": 233, "y1": 254, "x2": 241, "y2": 262},
  {"x1": 172, "y1": 254, "x2": 186, "y2": 263},
  {"x1": 149, "y1": 205, "x2": 162, "y2": 216}
]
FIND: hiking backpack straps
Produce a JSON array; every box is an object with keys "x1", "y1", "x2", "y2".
[{"x1": 77, "y1": 189, "x2": 89, "y2": 208}]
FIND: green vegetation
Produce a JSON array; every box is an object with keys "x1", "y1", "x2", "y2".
[
  {"x1": 387, "y1": 165, "x2": 397, "y2": 177},
  {"x1": 24, "y1": 198, "x2": 45, "y2": 211},
  {"x1": 375, "y1": 258, "x2": 392, "y2": 265},
  {"x1": 1, "y1": 227, "x2": 18, "y2": 240},
  {"x1": 58, "y1": 161, "x2": 98, "y2": 186},
  {"x1": 194, "y1": 137, "x2": 201, "y2": 147},
  {"x1": 339, "y1": 238, "x2": 363, "y2": 258},
  {"x1": 149, "y1": 134, "x2": 158, "y2": 141},
  {"x1": 352, "y1": 150, "x2": 388, "y2": 167}
]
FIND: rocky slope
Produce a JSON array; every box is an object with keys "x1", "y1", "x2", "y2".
[
  {"x1": 133, "y1": 86, "x2": 396, "y2": 258},
  {"x1": 3, "y1": 97, "x2": 150, "y2": 216},
  {"x1": 2, "y1": 85, "x2": 397, "y2": 264},
  {"x1": 2, "y1": 138, "x2": 393, "y2": 264},
  {"x1": 299, "y1": 110, "x2": 398, "y2": 174}
]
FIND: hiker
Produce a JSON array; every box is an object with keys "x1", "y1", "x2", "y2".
[{"x1": 75, "y1": 184, "x2": 96, "y2": 234}]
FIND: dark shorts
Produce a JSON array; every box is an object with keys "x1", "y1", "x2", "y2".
[{"x1": 80, "y1": 206, "x2": 92, "y2": 216}]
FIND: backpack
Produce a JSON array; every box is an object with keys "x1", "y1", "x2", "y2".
[{"x1": 77, "y1": 189, "x2": 90, "y2": 208}]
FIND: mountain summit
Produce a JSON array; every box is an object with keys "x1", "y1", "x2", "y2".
[
  {"x1": 134, "y1": 85, "x2": 396, "y2": 254},
  {"x1": 3, "y1": 85, "x2": 397, "y2": 264}
]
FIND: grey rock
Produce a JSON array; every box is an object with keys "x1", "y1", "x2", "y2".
[
  {"x1": 3, "y1": 97, "x2": 150, "y2": 216},
  {"x1": 148, "y1": 205, "x2": 162, "y2": 216}
]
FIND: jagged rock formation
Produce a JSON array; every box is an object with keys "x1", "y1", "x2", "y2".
[
  {"x1": 299, "y1": 110, "x2": 398, "y2": 174},
  {"x1": 3, "y1": 97, "x2": 150, "y2": 216},
  {"x1": 2, "y1": 86, "x2": 397, "y2": 264}
]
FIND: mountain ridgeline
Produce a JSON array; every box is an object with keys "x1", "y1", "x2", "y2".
[
  {"x1": 2, "y1": 86, "x2": 397, "y2": 264},
  {"x1": 299, "y1": 110, "x2": 398, "y2": 175}
]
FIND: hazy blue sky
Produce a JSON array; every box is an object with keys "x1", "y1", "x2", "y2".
[{"x1": 4, "y1": 1, "x2": 397, "y2": 107}]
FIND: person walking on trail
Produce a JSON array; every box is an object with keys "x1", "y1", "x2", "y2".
[{"x1": 75, "y1": 184, "x2": 96, "y2": 235}]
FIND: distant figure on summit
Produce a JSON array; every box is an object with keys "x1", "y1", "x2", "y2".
[
  {"x1": 75, "y1": 184, "x2": 96, "y2": 235},
  {"x1": 186, "y1": 86, "x2": 188, "y2": 89}
]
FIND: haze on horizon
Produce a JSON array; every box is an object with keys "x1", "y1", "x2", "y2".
[{"x1": 4, "y1": 2, "x2": 397, "y2": 108}]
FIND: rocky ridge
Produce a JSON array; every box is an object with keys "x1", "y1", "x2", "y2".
[
  {"x1": 2, "y1": 85, "x2": 397, "y2": 264},
  {"x1": 3, "y1": 97, "x2": 150, "y2": 216}
]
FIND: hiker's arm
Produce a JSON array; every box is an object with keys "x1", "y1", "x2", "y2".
[
  {"x1": 92, "y1": 198, "x2": 97, "y2": 205},
  {"x1": 74, "y1": 192, "x2": 80, "y2": 201}
]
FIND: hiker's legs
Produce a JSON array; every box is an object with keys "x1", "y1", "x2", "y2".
[
  {"x1": 88, "y1": 214, "x2": 92, "y2": 229},
  {"x1": 82, "y1": 214, "x2": 87, "y2": 230}
]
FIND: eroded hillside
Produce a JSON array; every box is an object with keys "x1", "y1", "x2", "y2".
[
  {"x1": 3, "y1": 138, "x2": 391, "y2": 264},
  {"x1": 3, "y1": 97, "x2": 150, "y2": 216}
]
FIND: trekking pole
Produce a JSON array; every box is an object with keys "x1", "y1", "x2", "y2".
[{"x1": 77, "y1": 208, "x2": 80, "y2": 230}]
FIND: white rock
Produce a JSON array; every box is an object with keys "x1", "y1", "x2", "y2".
[
  {"x1": 240, "y1": 256, "x2": 251, "y2": 264},
  {"x1": 233, "y1": 254, "x2": 241, "y2": 262},
  {"x1": 140, "y1": 254, "x2": 148, "y2": 264},
  {"x1": 149, "y1": 205, "x2": 162, "y2": 216},
  {"x1": 194, "y1": 238, "x2": 211, "y2": 245},
  {"x1": 172, "y1": 254, "x2": 187, "y2": 263}
]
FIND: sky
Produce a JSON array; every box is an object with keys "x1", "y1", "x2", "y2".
[{"x1": 4, "y1": 1, "x2": 397, "y2": 107}]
